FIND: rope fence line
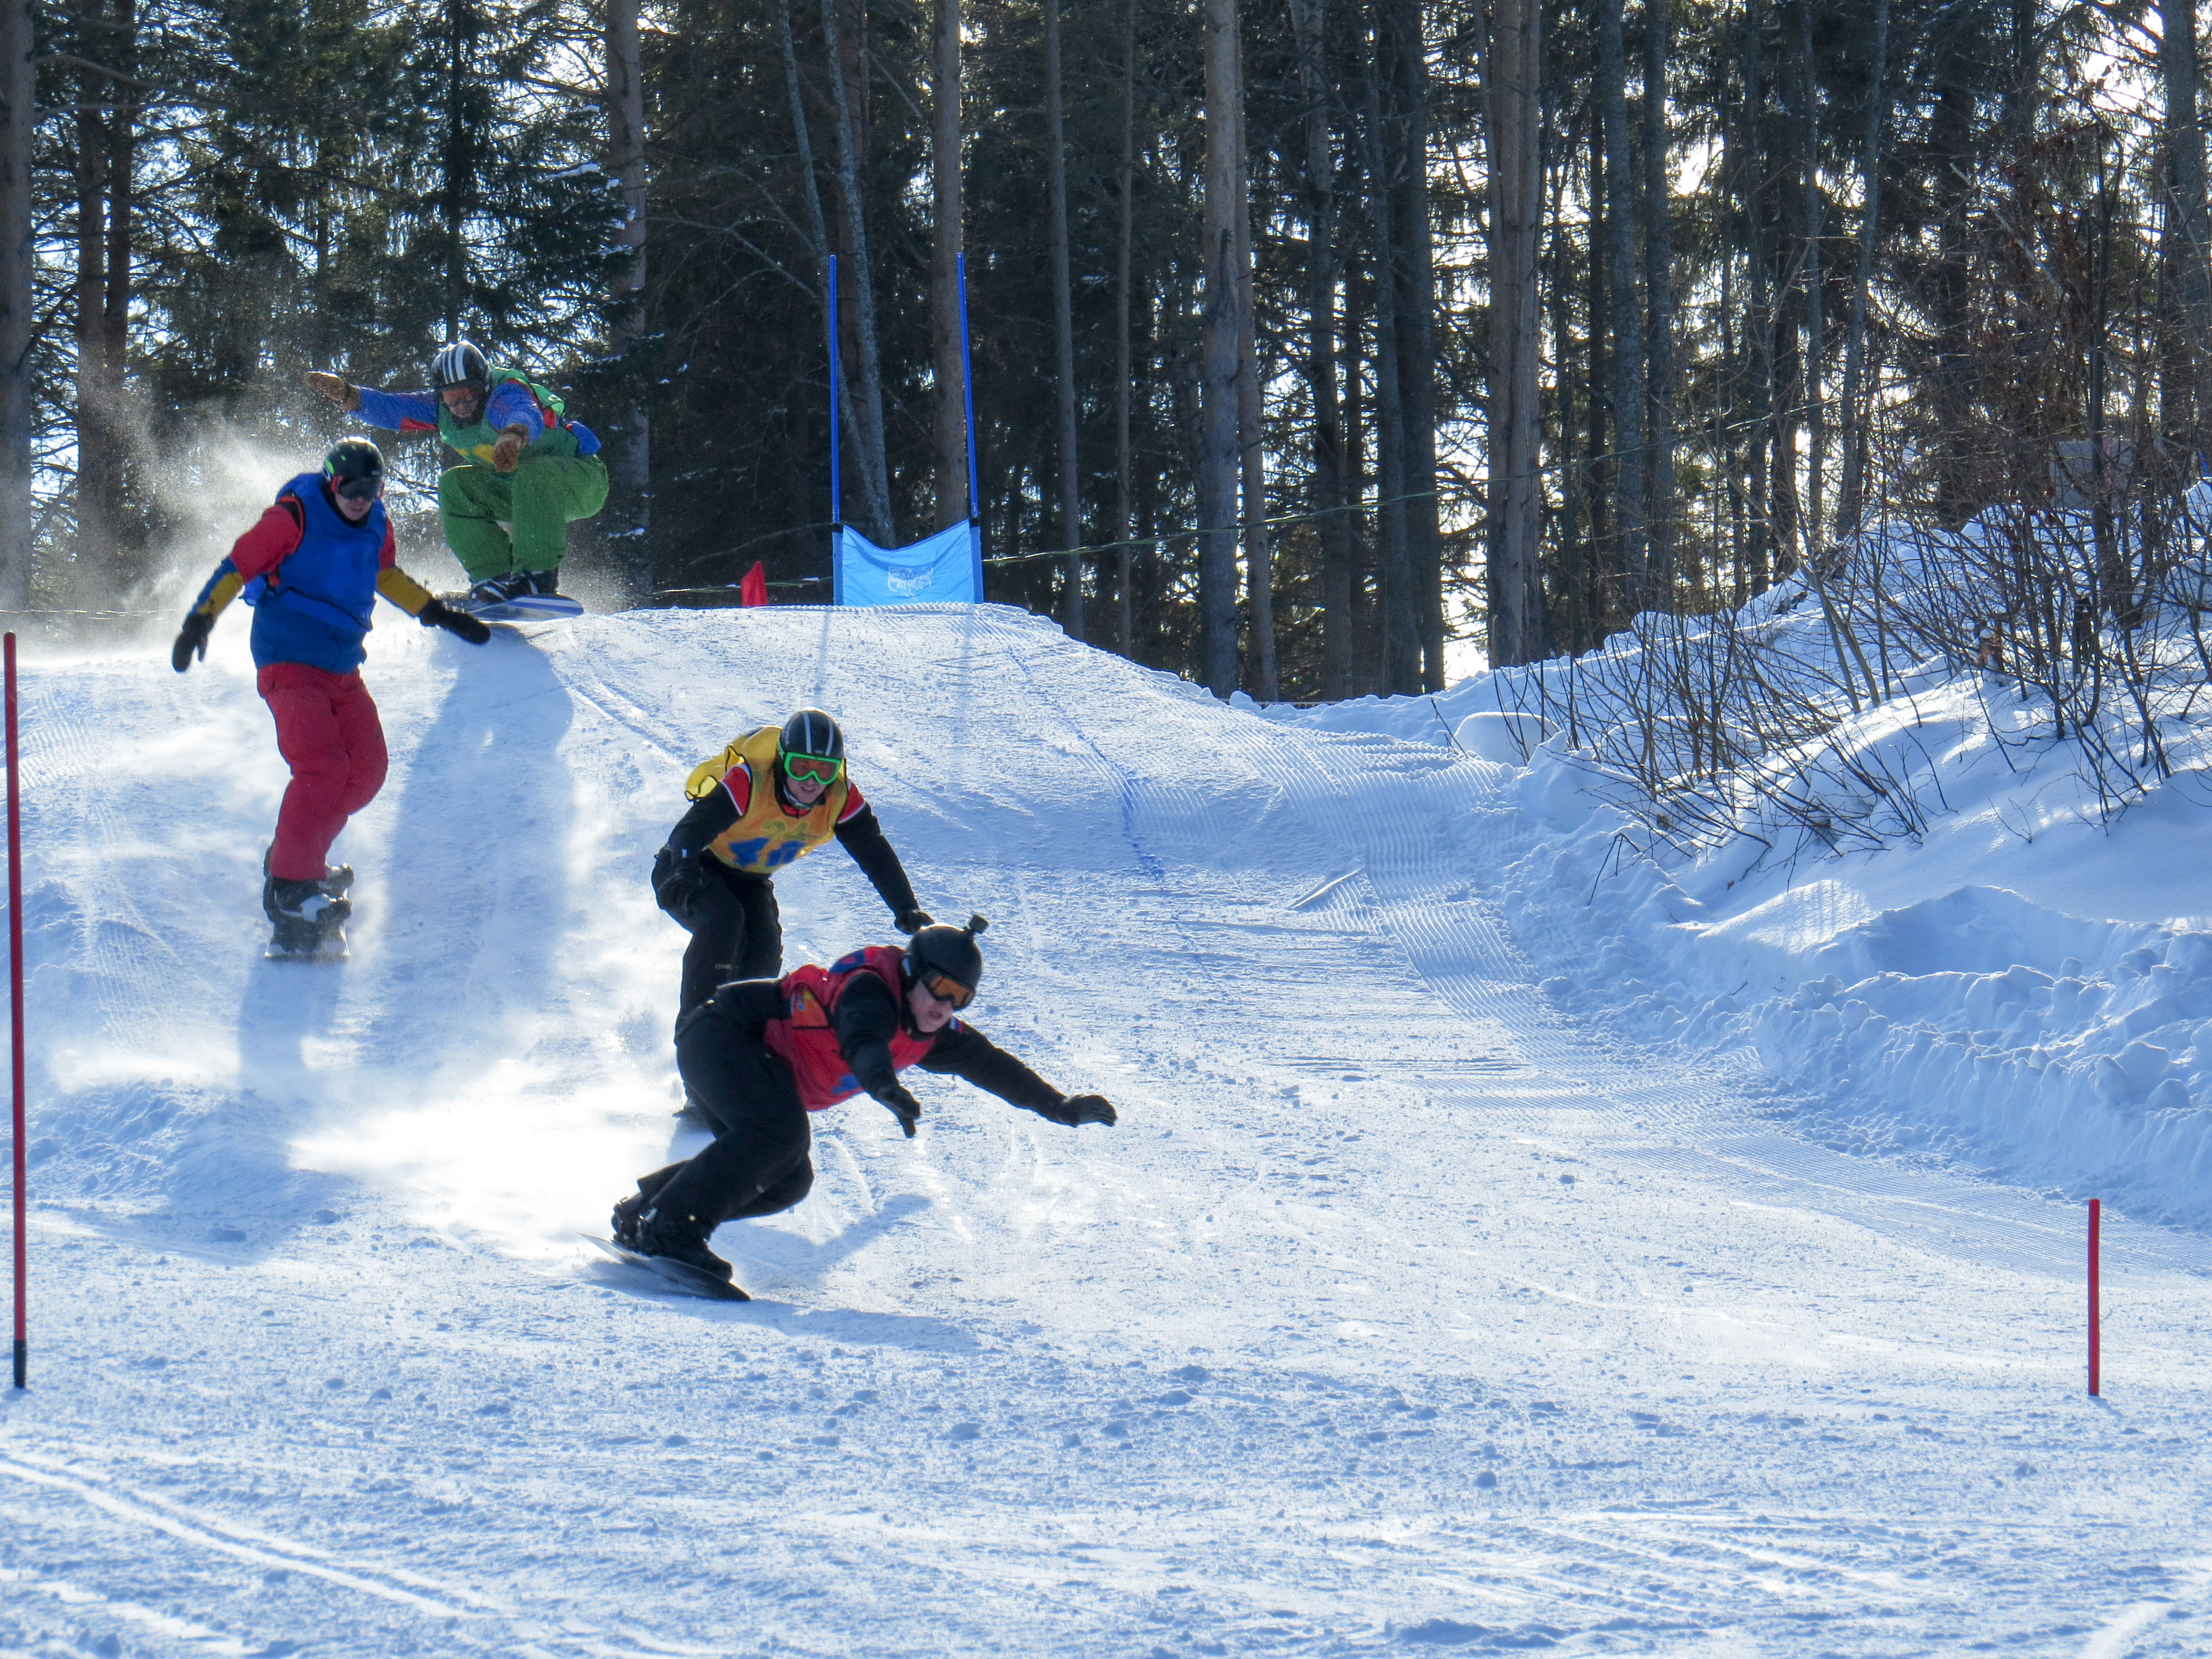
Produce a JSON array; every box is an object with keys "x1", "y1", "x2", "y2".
[{"x1": 977, "y1": 489, "x2": 1444, "y2": 568}]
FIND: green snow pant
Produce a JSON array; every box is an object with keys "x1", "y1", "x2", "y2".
[{"x1": 437, "y1": 453, "x2": 609, "y2": 580}]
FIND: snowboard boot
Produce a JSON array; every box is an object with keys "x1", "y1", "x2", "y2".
[
  {"x1": 611, "y1": 1190, "x2": 649, "y2": 1252},
  {"x1": 265, "y1": 875, "x2": 351, "y2": 958},
  {"x1": 523, "y1": 569, "x2": 565, "y2": 598},
  {"x1": 634, "y1": 1206, "x2": 734, "y2": 1284},
  {"x1": 613, "y1": 1167, "x2": 681, "y2": 1249},
  {"x1": 263, "y1": 845, "x2": 352, "y2": 913},
  {"x1": 451, "y1": 572, "x2": 532, "y2": 612}
]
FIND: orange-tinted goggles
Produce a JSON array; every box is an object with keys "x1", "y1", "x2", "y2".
[{"x1": 919, "y1": 970, "x2": 973, "y2": 1010}]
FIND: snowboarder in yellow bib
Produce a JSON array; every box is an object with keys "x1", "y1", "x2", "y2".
[
  {"x1": 305, "y1": 340, "x2": 607, "y2": 612},
  {"x1": 653, "y1": 709, "x2": 932, "y2": 1024}
]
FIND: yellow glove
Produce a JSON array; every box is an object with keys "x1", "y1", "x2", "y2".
[
  {"x1": 305, "y1": 372, "x2": 360, "y2": 411},
  {"x1": 491, "y1": 425, "x2": 530, "y2": 473}
]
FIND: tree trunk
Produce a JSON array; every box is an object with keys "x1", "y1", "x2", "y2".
[
  {"x1": 1837, "y1": 0, "x2": 1888, "y2": 536},
  {"x1": 1595, "y1": 0, "x2": 1645, "y2": 603},
  {"x1": 931, "y1": 0, "x2": 966, "y2": 527},
  {"x1": 1, "y1": 0, "x2": 35, "y2": 606},
  {"x1": 1045, "y1": 0, "x2": 1083, "y2": 639},
  {"x1": 1343, "y1": 260, "x2": 1373, "y2": 681},
  {"x1": 781, "y1": 0, "x2": 831, "y2": 261},
  {"x1": 1198, "y1": 0, "x2": 1244, "y2": 695},
  {"x1": 1234, "y1": 74, "x2": 1274, "y2": 698},
  {"x1": 780, "y1": 0, "x2": 875, "y2": 498},
  {"x1": 1741, "y1": 0, "x2": 1774, "y2": 594},
  {"x1": 1587, "y1": 119, "x2": 1614, "y2": 640},
  {"x1": 2004, "y1": 0, "x2": 2038, "y2": 149},
  {"x1": 1795, "y1": 0, "x2": 1824, "y2": 559},
  {"x1": 1384, "y1": 0, "x2": 1441, "y2": 687},
  {"x1": 103, "y1": 0, "x2": 133, "y2": 568},
  {"x1": 1552, "y1": 214, "x2": 1598, "y2": 648},
  {"x1": 1358, "y1": 2, "x2": 1419, "y2": 693},
  {"x1": 1292, "y1": 0, "x2": 1352, "y2": 697},
  {"x1": 820, "y1": 0, "x2": 894, "y2": 541},
  {"x1": 1640, "y1": 0, "x2": 1676, "y2": 602},
  {"x1": 1486, "y1": 0, "x2": 1545, "y2": 665},
  {"x1": 2162, "y1": 0, "x2": 2212, "y2": 454},
  {"x1": 606, "y1": 0, "x2": 651, "y2": 593},
  {"x1": 1113, "y1": 0, "x2": 1137, "y2": 655},
  {"x1": 77, "y1": 55, "x2": 114, "y2": 567},
  {"x1": 444, "y1": 0, "x2": 475, "y2": 331}
]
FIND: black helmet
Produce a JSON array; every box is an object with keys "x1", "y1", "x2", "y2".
[
  {"x1": 431, "y1": 340, "x2": 488, "y2": 389},
  {"x1": 778, "y1": 708, "x2": 844, "y2": 766},
  {"x1": 322, "y1": 437, "x2": 385, "y2": 502},
  {"x1": 906, "y1": 914, "x2": 988, "y2": 999}
]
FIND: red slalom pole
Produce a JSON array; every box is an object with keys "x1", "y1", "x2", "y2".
[
  {"x1": 2087, "y1": 1198, "x2": 2101, "y2": 1398},
  {"x1": 6, "y1": 633, "x2": 23, "y2": 1391}
]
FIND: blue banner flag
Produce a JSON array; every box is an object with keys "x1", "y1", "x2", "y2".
[{"x1": 833, "y1": 521, "x2": 983, "y2": 607}]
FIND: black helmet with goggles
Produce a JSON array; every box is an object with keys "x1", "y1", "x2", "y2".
[{"x1": 322, "y1": 437, "x2": 385, "y2": 503}]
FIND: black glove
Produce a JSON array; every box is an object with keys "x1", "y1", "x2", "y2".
[
  {"x1": 873, "y1": 1083, "x2": 922, "y2": 1139},
  {"x1": 419, "y1": 598, "x2": 492, "y2": 644},
  {"x1": 1037, "y1": 1092, "x2": 1117, "y2": 1128},
  {"x1": 653, "y1": 846, "x2": 716, "y2": 916},
  {"x1": 894, "y1": 907, "x2": 933, "y2": 934},
  {"x1": 171, "y1": 610, "x2": 213, "y2": 672}
]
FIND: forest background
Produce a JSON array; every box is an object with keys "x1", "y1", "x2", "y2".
[{"x1": 0, "y1": 0, "x2": 2206, "y2": 704}]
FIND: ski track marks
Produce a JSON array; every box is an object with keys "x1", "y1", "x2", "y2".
[{"x1": 0, "y1": 606, "x2": 2208, "y2": 1655}]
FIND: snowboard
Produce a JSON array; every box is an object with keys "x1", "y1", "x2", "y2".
[
  {"x1": 264, "y1": 928, "x2": 347, "y2": 962},
  {"x1": 581, "y1": 1234, "x2": 750, "y2": 1302},
  {"x1": 467, "y1": 593, "x2": 583, "y2": 625}
]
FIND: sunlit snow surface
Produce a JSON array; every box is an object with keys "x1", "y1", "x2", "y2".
[{"x1": 3, "y1": 603, "x2": 2209, "y2": 1655}]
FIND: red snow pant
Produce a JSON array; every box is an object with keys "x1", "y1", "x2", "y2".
[{"x1": 258, "y1": 662, "x2": 389, "y2": 882}]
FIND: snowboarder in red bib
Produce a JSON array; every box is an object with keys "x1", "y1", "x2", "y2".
[
  {"x1": 170, "y1": 439, "x2": 492, "y2": 956},
  {"x1": 609, "y1": 916, "x2": 1117, "y2": 1291},
  {"x1": 654, "y1": 708, "x2": 930, "y2": 1024}
]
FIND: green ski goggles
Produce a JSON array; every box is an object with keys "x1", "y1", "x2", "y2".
[{"x1": 783, "y1": 752, "x2": 844, "y2": 787}]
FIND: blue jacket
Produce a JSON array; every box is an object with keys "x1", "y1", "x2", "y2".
[{"x1": 189, "y1": 474, "x2": 405, "y2": 675}]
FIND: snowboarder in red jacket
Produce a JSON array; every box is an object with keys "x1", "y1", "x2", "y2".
[
  {"x1": 610, "y1": 916, "x2": 1116, "y2": 1291},
  {"x1": 170, "y1": 439, "x2": 491, "y2": 956}
]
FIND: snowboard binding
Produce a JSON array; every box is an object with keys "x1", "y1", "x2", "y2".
[{"x1": 263, "y1": 852, "x2": 353, "y2": 961}]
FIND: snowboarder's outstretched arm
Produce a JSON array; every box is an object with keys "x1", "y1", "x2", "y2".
[
  {"x1": 832, "y1": 972, "x2": 1116, "y2": 1128},
  {"x1": 376, "y1": 568, "x2": 492, "y2": 641},
  {"x1": 833, "y1": 802, "x2": 925, "y2": 930}
]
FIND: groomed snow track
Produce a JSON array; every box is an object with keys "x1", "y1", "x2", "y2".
[{"x1": 1, "y1": 603, "x2": 2209, "y2": 1656}]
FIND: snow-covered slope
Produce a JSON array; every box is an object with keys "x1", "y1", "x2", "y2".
[
  {"x1": 1279, "y1": 616, "x2": 2212, "y2": 1235},
  {"x1": 4, "y1": 604, "x2": 2210, "y2": 1655}
]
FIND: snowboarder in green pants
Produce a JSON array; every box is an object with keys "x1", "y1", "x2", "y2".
[{"x1": 305, "y1": 341, "x2": 608, "y2": 611}]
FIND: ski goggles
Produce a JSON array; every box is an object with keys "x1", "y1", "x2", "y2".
[
  {"x1": 917, "y1": 970, "x2": 974, "y2": 1010},
  {"x1": 327, "y1": 469, "x2": 382, "y2": 502},
  {"x1": 783, "y1": 752, "x2": 844, "y2": 787}
]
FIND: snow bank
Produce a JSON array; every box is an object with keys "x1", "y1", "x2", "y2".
[{"x1": 1272, "y1": 591, "x2": 2212, "y2": 1231}]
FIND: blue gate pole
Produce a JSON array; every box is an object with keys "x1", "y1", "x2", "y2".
[
  {"x1": 828, "y1": 253, "x2": 843, "y2": 604},
  {"x1": 958, "y1": 252, "x2": 983, "y2": 596}
]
